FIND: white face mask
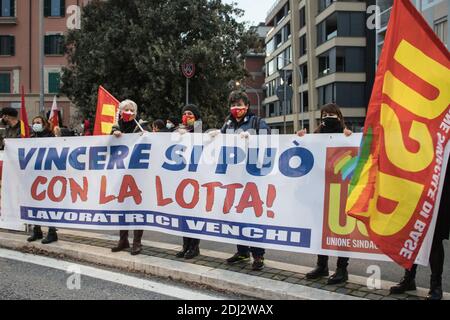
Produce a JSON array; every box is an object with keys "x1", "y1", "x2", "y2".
[
  {"x1": 32, "y1": 123, "x2": 44, "y2": 133},
  {"x1": 166, "y1": 123, "x2": 175, "y2": 130}
]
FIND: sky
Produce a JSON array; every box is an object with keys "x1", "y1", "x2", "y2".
[{"x1": 222, "y1": 0, "x2": 276, "y2": 26}]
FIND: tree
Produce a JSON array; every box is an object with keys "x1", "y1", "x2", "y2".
[{"x1": 62, "y1": 0, "x2": 257, "y2": 128}]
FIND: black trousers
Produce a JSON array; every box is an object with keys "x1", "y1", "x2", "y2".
[
  {"x1": 119, "y1": 230, "x2": 143, "y2": 246},
  {"x1": 182, "y1": 237, "x2": 200, "y2": 250},
  {"x1": 237, "y1": 245, "x2": 265, "y2": 257},
  {"x1": 317, "y1": 255, "x2": 349, "y2": 269},
  {"x1": 409, "y1": 236, "x2": 445, "y2": 281},
  {"x1": 33, "y1": 225, "x2": 56, "y2": 234}
]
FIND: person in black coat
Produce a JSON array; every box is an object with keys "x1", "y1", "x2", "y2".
[
  {"x1": 390, "y1": 161, "x2": 450, "y2": 300},
  {"x1": 174, "y1": 104, "x2": 202, "y2": 259},
  {"x1": 27, "y1": 116, "x2": 58, "y2": 244},
  {"x1": 297, "y1": 103, "x2": 353, "y2": 285},
  {"x1": 110, "y1": 99, "x2": 149, "y2": 255}
]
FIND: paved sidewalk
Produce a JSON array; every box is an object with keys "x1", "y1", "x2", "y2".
[{"x1": 1, "y1": 229, "x2": 448, "y2": 300}]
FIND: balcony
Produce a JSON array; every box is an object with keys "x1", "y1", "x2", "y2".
[{"x1": 0, "y1": 16, "x2": 17, "y2": 24}]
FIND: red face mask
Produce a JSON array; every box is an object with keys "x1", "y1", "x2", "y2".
[
  {"x1": 182, "y1": 114, "x2": 196, "y2": 126},
  {"x1": 230, "y1": 107, "x2": 247, "y2": 119},
  {"x1": 122, "y1": 111, "x2": 134, "y2": 122}
]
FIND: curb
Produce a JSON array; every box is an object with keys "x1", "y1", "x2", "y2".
[{"x1": 0, "y1": 231, "x2": 365, "y2": 300}]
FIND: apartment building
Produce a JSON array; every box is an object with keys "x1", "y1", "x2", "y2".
[
  {"x1": 263, "y1": 0, "x2": 375, "y2": 134},
  {"x1": 0, "y1": 0, "x2": 86, "y2": 126},
  {"x1": 376, "y1": 0, "x2": 449, "y2": 65}
]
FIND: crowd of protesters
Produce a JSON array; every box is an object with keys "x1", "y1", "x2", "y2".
[{"x1": 0, "y1": 89, "x2": 448, "y2": 300}]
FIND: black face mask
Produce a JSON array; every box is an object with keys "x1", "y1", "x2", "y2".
[{"x1": 321, "y1": 117, "x2": 342, "y2": 133}]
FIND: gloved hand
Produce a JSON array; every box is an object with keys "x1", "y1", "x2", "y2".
[
  {"x1": 240, "y1": 131, "x2": 250, "y2": 139},
  {"x1": 207, "y1": 130, "x2": 221, "y2": 138}
]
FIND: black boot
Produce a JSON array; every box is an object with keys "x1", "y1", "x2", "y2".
[
  {"x1": 426, "y1": 276, "x2": 443, "y2": 300},
  {"x1": 327, "y1": 267, "x2": 348, "y2": 285},
  {"x1": 27, "y1": 226, "x2": 43, "y2": 242},
  {"x1": 184, "y1": 239, "x2": 200, "y2": 259},
  {"x1": 130, "y1": 230, "x2": 143, "y2": 255},
  {"x1": 111, "y1": 230, "x2": 130, "y2": 252},
  {"x1": 390, "y1": 268, "x2": 417, "y2": 294},
  {"x1": 41, "y1": 227, "x2": 58, "y2": 244},
  {"x1": 176, "y1": 237, "x2": 190, "y2": 258},
  {"x1": 306, "y1": 255, "x2": 329, "y2": 279}
]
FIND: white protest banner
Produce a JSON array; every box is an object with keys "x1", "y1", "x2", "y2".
[{"x1": 0, "y1": 133, "x2": 434, "y2": 264}]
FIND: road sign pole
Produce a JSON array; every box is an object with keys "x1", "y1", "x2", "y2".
[{"x1": 186, "y1": 78, "x2": 189, "y2": 105}]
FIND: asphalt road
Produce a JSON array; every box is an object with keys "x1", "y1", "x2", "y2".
[
  {"x1": 0, "y1": 250, "x2": 249, "y2": 300},
  {"x1": 99, "y1": 230, "x2": 450, "y2": 292}
]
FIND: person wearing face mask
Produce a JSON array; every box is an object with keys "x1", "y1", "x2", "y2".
[
  {"x1": 218, "y1": 91, "x2": 271, "y2": 271},
  {"x1": 110, "y1": 99, "x2": 149, "y2": 255},
  {"x1": 27, "y1": 116, "x2": 58, "y2": 244},
  {"x1": 152, "y1": 119, "x2": 169, "y2": 132},
  {"x1": 297, "y1": 103, "x2": 352, "y2": 284},
  {"x1": 166, "y1": 117, "x2": 179, "y2": 132},
  {"x1": 0, "y1": 107, "x2": 21, "y2": 150},
  {"x1": 174, "y1": 104, "x2": 203, "y2": 259}
]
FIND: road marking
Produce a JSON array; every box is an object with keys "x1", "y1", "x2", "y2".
[{"x1": 0, "y1": 248, "x2": 226, "y2": 300}]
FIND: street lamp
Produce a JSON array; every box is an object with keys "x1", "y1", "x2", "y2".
[
  {"x1": 277, "y1": 57, "x2": 304, "y2": 132},
  {"x1": 234, "y1": 81, "x2": 262, "y2": 118}
]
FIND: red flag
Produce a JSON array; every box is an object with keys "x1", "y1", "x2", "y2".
[
  {"x1": 346, "y1": 0, "x2": 450, "y2": 268},
  {"x1": 49, "y1": 95, "x2": 60, "y2": 129},
  {"x1": 94, "y1": 86, "x2": 120, "y2": 135},
  {"x1": 19, "y1": 85, "x2": 30, "y2": 138},
  {"x1": 84, "y1": 119, "x2": 91, "y2": 136}
]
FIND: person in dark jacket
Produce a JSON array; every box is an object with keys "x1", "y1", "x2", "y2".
[
  {"x1": 152, "y1": 119, "x2": 169, "y2": 132},
  {"x1": 297, "y1": 103, "x2": 352, "y2": 284},
  {"x1": 0, "y1": 107, "x2": 21, "y2": 150},
  {"x1": 389, "y1": 162, "x2": 450, "y2": 300},
  {"x1": 110, "y1": 99, "x2": 148, "y2": 255},
  {"x1": 219, "y1": 91, "x2": 271, "y2": 271},
  {"x1": 27, "y1": 116, "x2": 58, "y2": 244},
  {"x1": 175, "y1": 104, "x2": 203, "y2": 259},
  {"x1": 166, "y1": 117, "x2": 179, "y2": 132}
]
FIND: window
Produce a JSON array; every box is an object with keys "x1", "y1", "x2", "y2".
[
  {"x1": 299, "y1": 35, "x2": 307, "y2": 56},
  {"x1": 300, "y1": 63, "x2": 308, "y2": 83},
  {"x1": 0, "y1": 73, "x2": 10, "y2": 93},
  {"x1": 434, "y1": 18, "x2": 448, "y2": 47},
  {"x1": 300, "y1": 91, "x2": 309, "y2": 112},
  {"x1": 44, "y1": 0, "x2": 65, "y2": 17},
  {"x1": 1, "y1": 0, "x2": 15, "y2": 17},
  {"x1": 318, "y1": 83, "x2": 335, "y2": 107},
  {"x1": 318, "y1": 47, "x2": 365, "y2": 77},
  {"x1": 48, "y1": 72, "x2": 61, "y2": 94},
  {"x1": 318, "y1": 0, "x2": 335, "y2": 13},
  {"x1": 45, "y1": 35, "x2": 64, "y2": 55},
  {"x1": 318, "y1": 82, "x2": 365, "y2": 108},
  {"x1": 0, "y1": 35, "x2": 14, "y2": 55},
  {"x1": 317, "y1": 12, "x2": 365, "y2": 46},
  {"x1": 299, "y1": 7, "x2": 306, "y2": 29}
]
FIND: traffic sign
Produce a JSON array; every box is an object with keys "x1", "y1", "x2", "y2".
[{"x1": 181, "y1": 62, "x2": 195, "y2": 79}]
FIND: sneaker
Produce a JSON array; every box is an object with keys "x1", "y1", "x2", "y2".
[
  {"x1": 226, "y1": 252, "x2": 250, "y2": 264},
  {"x1": 252, "y1": 256, "x2": 265, "y2": 271}
]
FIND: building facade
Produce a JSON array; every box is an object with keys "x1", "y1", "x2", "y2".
[
  {"x1": 0, "y1": 0, "x2": 87, "y2": 126},
  {"x1": 376, "y1": 0, "x2": 449, "y2": 65},
  {"x1": 263, "y1": 0, "x2": 374, "y2": 134},
  {"x1": 240, "y1": 23, "x2": 271, "y2": 117}
]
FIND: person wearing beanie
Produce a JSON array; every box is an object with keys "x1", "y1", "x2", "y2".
[
  {"x1": 27, "y1": 115, "x2": 58, "y2": 244},
  {"x1": 1, "y1": 107, "x2": 21, "y2": 150},
  {"x1": 174, "y1": 104, "x2": 203, "y2": 259},
  {"x1": 166, "y1": 116, "x2": 180, "y2": 132},
  {"x1": 180, "y1": 104, "x2": 202, "y2": 133}
]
